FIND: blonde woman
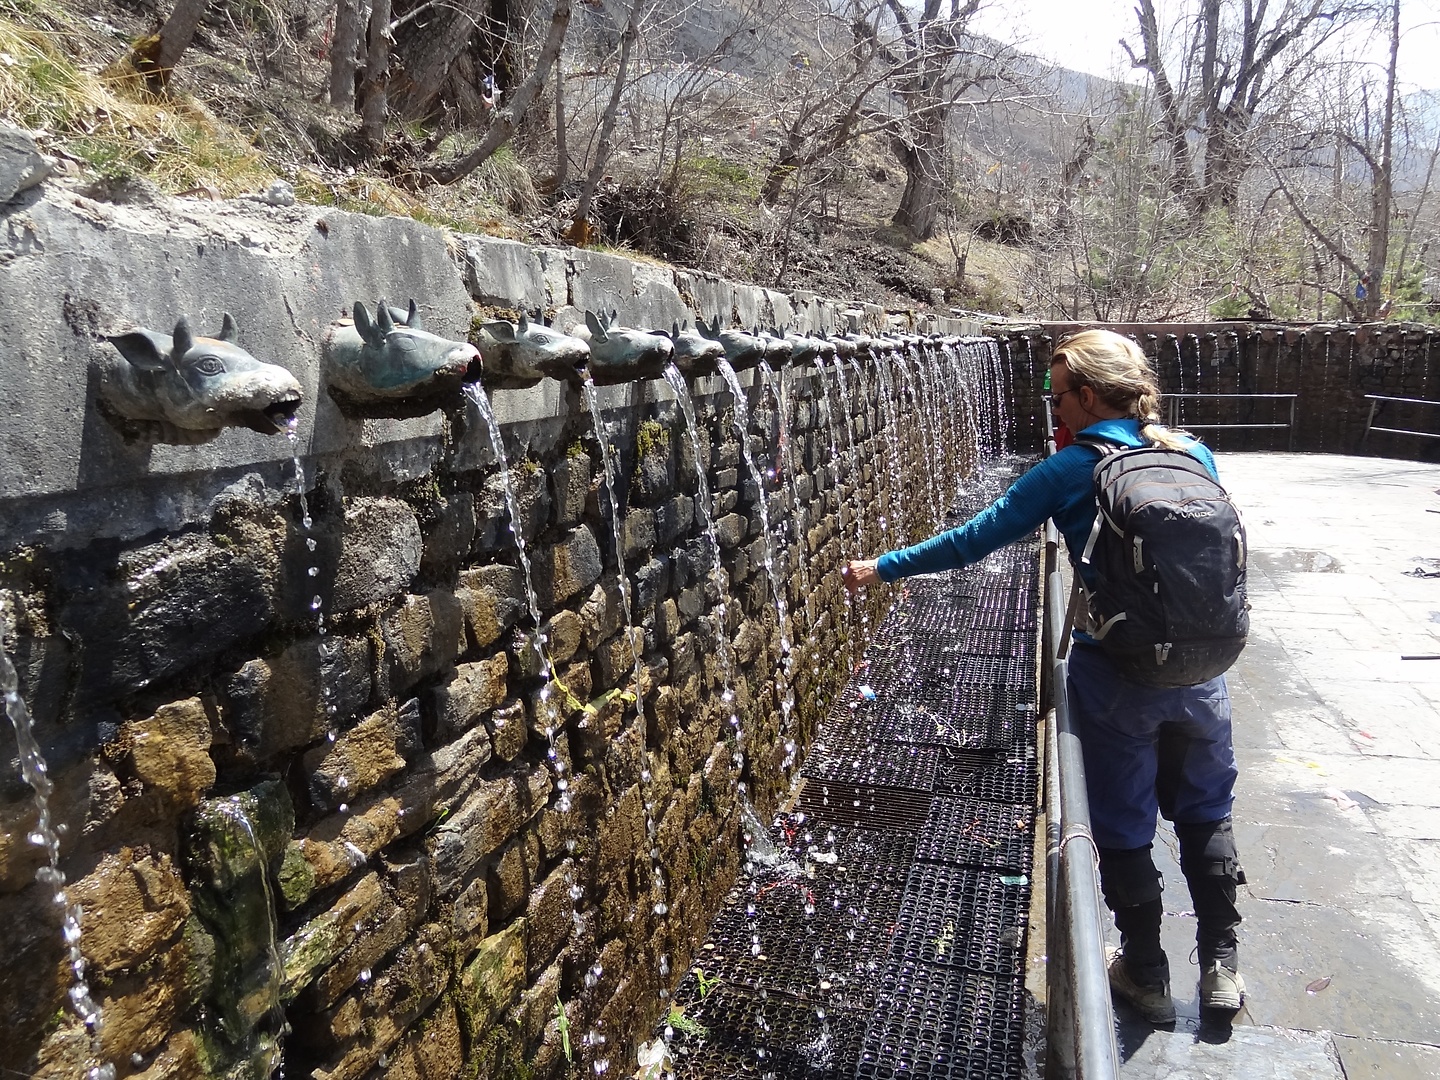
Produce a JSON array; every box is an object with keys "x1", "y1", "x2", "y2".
[{"x1": 846, "y1": 329, "x2": 1244, "y2": 1023}]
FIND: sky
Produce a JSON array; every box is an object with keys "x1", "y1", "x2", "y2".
[{"x1": 971, "y1": 0, "x2": 1440, "y2": 95}]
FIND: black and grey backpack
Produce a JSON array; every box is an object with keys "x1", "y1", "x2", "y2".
[{"x1": 1071, "y1": 437, "x2": 1249, "y2": 687}]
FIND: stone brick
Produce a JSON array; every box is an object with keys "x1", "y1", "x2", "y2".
[
  {"x1": 310, "y1": 884, "x2": 407, "y2": 1009},
  {"x1": 459, "y1": 920, "x2": 526, "y2": 1037},
  {"x1": 123, "y1": 697, "x2": 215, "y2": 811},
  {"x1": 373, "y1": 997, "x2": 462, "y2": 1080},
  {"x1": 632, "y1": 555, "x2": 670, "y2": 611},
  {"x1": 594, "y1": 627, "x2": 644, "y2": 689},
  {"x1": 333, "y1": 497, "x2": 421, "y2": 613},
  {"x1": 515, "y1": 959, "x2": 563, "y2": 1052},
  {"x1": 419, "y1": 492, "x2": 476, "y2": 582},
  {"x1": 456, "y1": 563, "x2": 526, "y2": 647},
  {"x1": 652, "y1": 598, "x2": 681, "y2": 647},
  {"x1": 310, "y1": 924, "x2": 450, "y2": 1080},
  {"x1": 676, "y1": 584, "x2": 705, "y2": 624},
  {"x1": 655, "y1": 493, "x2": 694, "y2": 546},
  {"x1": 631, "y1": 420, "x2": 676, "y2": 504},
  {"x1": 283, "y1": 728, "x2": 486, "y2": 904},
  {"x1": 427, "y1": 764, "x2": 552, "y2": 894},
  {"x1": 475, "y1": 465, "x2": 550, "y2": 551},
  {"x1": 303, "y1": 701, "x2": 420, "y2": 809},
  {"x1": 69, "y1": 849, "x2": 190, "y2": 974},
  {"x1": 713, "y1": 512, "x2": 746, "y2": 549},
  {"x1": 668, "y1": 631, "x2": 700, "y2": 686},
  {"x1": 550, "y1": 451, "x2": 592, "y2": 528},
  {"x1": 489, "y1": 831, "x2": 540, "y2": 922},
  {"x1": 595, "y1": 785, "x2": 644, "y2": 889},
  {"x1": 379, "y1": 590, "x2": 465, "y2": 693},
  {"x1": 542, "y1": 608, "x2": 584, "y2": 664},
  {"x1": 221, "y1": 634, "x2": 371, "y2": 757},
  {"x1": 128, "y1": 1030, "x2": 202, "y2": 1080},
  {"x1": 488, "y1": 697, "x2": 529, "y2": 761},
  {"x1": 282, "y1": 872, "x2": 388, "y2": 999},
  {"x1": 453, "y1": 873, "x2": 489, "y2": 950},
  {"x1": 538, "y1": 772, "x2": 602, "y2": 862},
  {"x1": 57, "y1": 530, "x2": 277, "y2": 706},
  {"x1": 533, "y1": 525, "x2": 602, "y2": 609},
  {"x1": 429, "y1": 652, "x2": 508, "y2": 737},
  {"x1": 526, "y1": 860, "x2": 577, "y2": 980},
  {"x1": 91, "y1": 941, "x2": 200, "y2": 1067},
  {"x1": 622, "y1": 507, "x2": 656, "y2": 560},
  {"x1": 579, "y1": 580, "x2": 625, "y2": 650}
]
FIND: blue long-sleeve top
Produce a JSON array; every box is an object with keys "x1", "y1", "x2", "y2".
[{"x1": 876, "y1": 419, "x2": 1219, "y2": 585}]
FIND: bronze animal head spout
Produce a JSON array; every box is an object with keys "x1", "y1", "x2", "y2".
[
  {"x1": 473, "y1": 312, "x2": 590, "y2": 389},
  {"x1": 581, "y1": 310, "x2": 674, "y2": 385},
  {"x1": 101, "y1": 313, "x2": 303, "y2": 444},
  {"x1": 324, "y1": 300, "x2": 480, "y2": 416}
]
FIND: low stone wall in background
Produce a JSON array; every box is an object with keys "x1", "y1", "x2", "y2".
[
  {"x1": 0, "y1": 187, "x2": 986, "y2": 1080},
  {"x1": 998, "y1": 322, "x2": 1440, "y2": 461}
]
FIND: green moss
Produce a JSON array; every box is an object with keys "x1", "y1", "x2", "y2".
[
  {"x1": 276, "y1": 843, "x2": 315, "y2": 910},
  {"x1": 636, "y1": 419, "x2": 670, "y2": 459}
]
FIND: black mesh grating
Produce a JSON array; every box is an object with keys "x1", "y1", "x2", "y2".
[
  {"x1": 792, "y1": 782, "x2": 934, "y2": 836},
  {"x1": 670, "y1": 456, "x2": 1041, "y2": 1077},
  {"x1": 802, "y1": 740, "x2": 940, "y2": 790},
  {"x1": 913, "y1": 797, "x2": 1034, "y2": 872},
  {"x1": 855, "y1": 966, "x2": 1028, "y2": 1080},
  {"x1": 890, "y1": 864, "x2": 1030, "y2": 974},
  {"x1": 667, "y1": 983, "x2": 869, "y2": 1080},
  {"x1": 933, "y1": 747, "x2": 1038, "y2": 804}
]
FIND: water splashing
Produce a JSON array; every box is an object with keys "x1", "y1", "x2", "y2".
[{"x1": 715, "y1": 359, "x2": 799, "y2": 771}]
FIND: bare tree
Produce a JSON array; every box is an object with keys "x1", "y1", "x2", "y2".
[
  {"x1": 360, "y1": 0, "x2": 393, "y2": 147},
  {"x1": 1122, "y1": 0, "x2": 1361, "y2": 214},
  {"x1": 1265, "y1": 0, "x2": 1408, "y2": 319},
  {"x1": 418, "y1": 0, "x2": 573, "y2": 185},
  {"x1": 126, "y1": 0, "x2": 213, "y2": 92},
  {"x1": 329, "y1": 0, "x2": 365, "y2": 110},
  {"x1": 388, "y1": 0, "x2": 491, "y2": 120},
  {"x1": 566, "y1": 0, "x2": 645, "y2": 243}
]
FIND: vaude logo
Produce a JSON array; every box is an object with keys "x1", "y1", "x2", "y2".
[{"x1": 1162, "y1": 504, "x2": 1217, "y2": 521}]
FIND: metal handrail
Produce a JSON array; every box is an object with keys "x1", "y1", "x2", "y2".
[
  {"x1": 1363, "y1": 395, "x2": 1440, "y2": 444},
  {"x1": 1041, "y1": 408, "x2": 1120, "y2": 1080},
  {"x1": 1164, "y1": 393, "x2": 1298, "y2": 450}
]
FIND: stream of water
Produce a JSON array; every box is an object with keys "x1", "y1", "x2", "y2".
[{"x1": 1, "y1": 598, "x2": 115, "y2": 1080}]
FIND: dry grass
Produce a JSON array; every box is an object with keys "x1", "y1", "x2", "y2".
[{"x1": 0, "y1": 1, "x2": 535, "y2": 235}]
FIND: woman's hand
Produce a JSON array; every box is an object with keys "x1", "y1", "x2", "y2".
[{"x1": 842, "y1": 559, "x2": 880, "y2": 593}]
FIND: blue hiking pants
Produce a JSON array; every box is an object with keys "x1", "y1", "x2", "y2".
[{"x1": 1066, "y1": 643, "x2": 1238, "y2": 850}]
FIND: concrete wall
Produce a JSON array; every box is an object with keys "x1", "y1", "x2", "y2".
[
  {"x1": 0, "y1": 181, "x2": 987, "y2": 1080},
  {"x1": 999, "y1": 322, "x2": 1440, "y2": 460}
]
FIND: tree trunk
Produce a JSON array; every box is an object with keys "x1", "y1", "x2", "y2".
[
  {"x1": 360, "y1": 0, "x2": 392, "y2": 148},
  {"x1": 760, "y1": 133, "x2": 802, "y2": 206},
  {"x1": 329, "y1": 0, "x2": 364, "y2": 110},
  {"x1": 569, "y1": 0, "x2": 641, "y2": 239},
  {"x1": 390, "y1": 0, "x2": 486, "y2": 120},
  {"x1": 891, "y1": 112, "x2": 946, "y2": 240},
  {"x1": 419, "y1": 0, "x2": 572, "y2": 185},
  {"x1": 1364, "y1": 0, "x2": 1399, "y2": 319},
  {"x1": 128, "y1": 0, "x2": 210, "y2": 91},
  {"x1": 553, "y1": 52, "x2": 569, "y2": 191},
  {"x1": 156, "y1": 0, "x2": 212, "y2": 76}
]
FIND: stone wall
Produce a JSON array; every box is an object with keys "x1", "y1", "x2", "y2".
[
  {"x1": 999, "y1": 322, "x2": 1440, "y2": 460},
  {"x1": 0, "y1": 183, "x2": 991, "y2": 1080}
]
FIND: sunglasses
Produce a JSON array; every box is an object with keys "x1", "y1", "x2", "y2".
[{"x1": 1049, "y1": 387, "x2": 1079, "y2": 409}]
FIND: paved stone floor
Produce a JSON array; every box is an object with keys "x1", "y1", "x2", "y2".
[{"x1": 1114, "y1": 453, "x2": 1440, "y2": 1079}]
